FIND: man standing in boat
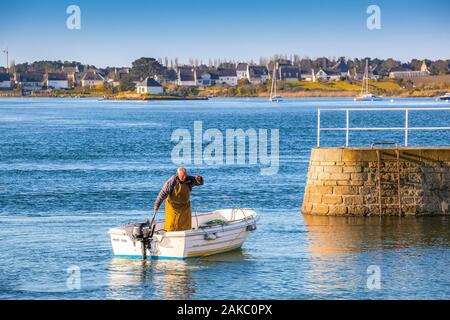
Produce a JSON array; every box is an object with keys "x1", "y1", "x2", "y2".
[{"x1": 153, "y1": 167, "x2": 204, "y2": 232}]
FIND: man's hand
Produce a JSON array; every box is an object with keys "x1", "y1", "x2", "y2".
[{"x1": 195, "y1": 175, "x2": 202, "y2": 183}]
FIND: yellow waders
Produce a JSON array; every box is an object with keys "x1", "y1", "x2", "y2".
[{"x1": 165, "y1": 182, "x2": 192, "y2": 232}]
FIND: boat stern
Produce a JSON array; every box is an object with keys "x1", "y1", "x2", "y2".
[{"x1": 108, "y1": 227, "x2": 144, "y2": 258}]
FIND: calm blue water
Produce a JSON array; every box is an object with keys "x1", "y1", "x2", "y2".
[{"x1": 0, "y1": 97, "x2": 449, "y2": 300}]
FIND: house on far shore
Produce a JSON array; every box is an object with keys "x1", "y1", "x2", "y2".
[
  {"x1": 351, "y1": 65, "x2": 381, "y2": 81},
  {"x1": 196, "y1": 70, "x2": 218, "y2": 87},
  {"x1": 315, "y1": 68, "x2": 341, "y2": 81},
  {"x1": 81, "y1": 71, "x2": 105, "y2": 88},
  {"x1": 300, "y1": 68, "x2": 316, "y2": 82},
  {"x1": 217, "y1": 68, "x2": 238, "y2": 86},
  {"x1": 16, "y1": 72, "x2": 44, "y2": 92},
  {"x1": 155, "y1": 69, "x2": 177, "y2": 85},
  {"x1": 136, "y1": 77, "x2": 163, "y2": 94},
  {"x1": 177, "y1": 67, "x2": 196, "y2": 86},
  {"x1": 247, "y1": 65, "x2": 269, "y2": 84},
  {"x1": 236, "y1": 63, "x2": 249, "y2": 80},
  {"x1": 105, "y1": 67, "x2": 130, "y2": 88},
  {"x1": 0, "y1": 73, "x2": 12, "y2": 88},
  {"x1": 278, "y1": 66, "x2": 300, "y2": 82},
  {"x1": 45, "y1": 73, "x2": 69, "y2": 89},
  {"x1": 275, "y1": 59, "x2": 292, "y2": 70},
  {"x1": 331, "y1": 59, "x2": 350, "y2": 78},
  {"x1": 388, "y1": 61, "x2": 430, "y2": 79},
  {"x1": 62, "y1": 66, "x2": 79, "y2": 88}
]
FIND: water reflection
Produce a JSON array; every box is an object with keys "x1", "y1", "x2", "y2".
[
  {"x1": 300, "y1": 215, "x2": 450, "y2": 298},
  {"x1": 303, "y1": 215, "x2": 450, "y2": 257},
  {"x1": 152, "y1": 260, "x2": 196, "y2": 300},
  {"x1": 107, "y1": 258, "x2": 195, "y2": 299},
  {"x1": 107, "y1": 251, "x2": 249, "y2": 299}
]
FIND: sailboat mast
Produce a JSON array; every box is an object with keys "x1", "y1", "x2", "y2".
[
  {"x1": 365, "y1": 60, "x2": 369, "y2": 94},
  {"x1": 270, "y1": 64, "x2": 277, "y2": 98},
  {"x1": 361, "y1": 59, "x2": 369, "y2": 95}
]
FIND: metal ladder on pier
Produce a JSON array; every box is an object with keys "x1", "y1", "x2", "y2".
[{"x1": 372, "y1": 143, "x2": 403, "y2": 217}]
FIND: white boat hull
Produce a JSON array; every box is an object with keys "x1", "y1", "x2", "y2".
[
  {"x1": 108, "y1": 208, "x2": 257, "y2": 260},
  {"x1": 354, "y1": 94, "x2": 382, "y2": 101},
  {"x1": 437, "y1": 94, "x2": 450, "y2": 101}
]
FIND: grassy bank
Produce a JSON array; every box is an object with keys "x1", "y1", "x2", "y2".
[
  {"x1": 196, "y1": 79, "x2": 448, "y2": 98},
  {"x1": 1, "y1": 90, "x2": 208, "y2": 100}
]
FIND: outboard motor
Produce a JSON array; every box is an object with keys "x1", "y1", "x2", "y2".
[{"x1": 131, "y1": 222, "x2": 154, "y2": 259}]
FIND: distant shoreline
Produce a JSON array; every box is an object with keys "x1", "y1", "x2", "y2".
[
  {"x1": 1, "y1": 76, "x2": 447, "y2": 100},
  {"x1": 0, "y1": 94, "x2": 444, "y2": 101},
  {"x1": 0, "y1": 92, "x2": 209, "y2": 101},
  {"x1": 0, "y1": 90, "x2": 446, "y2": 100}
]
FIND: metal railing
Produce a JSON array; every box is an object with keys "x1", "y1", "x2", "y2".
[{"x1": 317, "y1": 107, "x2": 450, "y2": 147}]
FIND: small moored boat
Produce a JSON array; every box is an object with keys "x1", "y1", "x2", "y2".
[
  {"x1": 354, "y1": 93, "x2": 382, "y2": 102},
  {"x1": 269, "y1": 65, "x2": 282, "y2": 102},
  {"x1": 354, "y1": 59, "x2": 382, "y2": 102},
  {"x1": 108, "y1": 208, "x2": 257, "y2": 260},
  {"x1": 437, "y1": 93, "x2": 450, "y2": 101}
]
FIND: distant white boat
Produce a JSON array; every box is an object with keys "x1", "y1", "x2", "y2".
[
  {"x1": 354, "y1": 59, "x2": 382, "y2": 102},
  {"x1": 354, "y1": 93, "x2": 383, "y2": 102},
  {"x1": 270, "y1": 64, "x2": 282, "y2": 102},
  {"x1": 437, "y1": 93, "x2": 450, "y2": 101},
  {"x1": 108, "y1": 208, "x2": 257, "y2": 260}
]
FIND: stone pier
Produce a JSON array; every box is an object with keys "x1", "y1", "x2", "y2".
[{"x1": 301, "y1": 147, "x2": 450, "y2": 216}]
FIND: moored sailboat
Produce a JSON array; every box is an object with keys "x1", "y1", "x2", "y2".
[
  {"x1": 354, "y1": 60, "x2": 382, "y2": 102},
  {"x1": 270, "y1": 64, "x2": 282, "y2": 102}
]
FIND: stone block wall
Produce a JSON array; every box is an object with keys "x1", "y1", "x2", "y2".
[{"x1": 301, "y1": 147, "x2": 450, "y2": 216}]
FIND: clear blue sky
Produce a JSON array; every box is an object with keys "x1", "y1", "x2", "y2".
[{"x1": 0, "y1": 0, "x2": 449, "y2": 67}]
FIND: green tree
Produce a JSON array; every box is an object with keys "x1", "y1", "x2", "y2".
[
  {"x1": 430, "y1": 60, "x2": 449, "y2": 75},
  {"x1": 380, "y1": 58, "x2": 401, "y2": 74},
  {"x1": 130, "y1": 57, "x2": 165, "y2": 80},
  {"x1": 119, "y1": 76, "x2": 135, "y2": 92}
]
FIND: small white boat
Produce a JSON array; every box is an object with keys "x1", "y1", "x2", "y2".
[
  {"x1": 108, "y1": 208, "x2": 257, "y2": 260},
  {"x1": 270, "y1": 95, "x2": 283, "y2": 102},
  {"x1": 437, "y1": 93, "x2": 450, "y2": 101},
  {"x1": 354, "y1": 93, "x2": 382, "y2": 101}
]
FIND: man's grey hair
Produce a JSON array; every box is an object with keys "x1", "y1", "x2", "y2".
[{"x1": 177, "y1": 167, "x2": 187, "y2": 174}]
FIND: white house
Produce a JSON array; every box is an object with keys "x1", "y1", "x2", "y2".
[
  {"x1": 301, "y1": 69, "x2": 316, "y2": 82},
  {"x1": 81, "y1": 71, "x2": 105, "y2": 88},
  {"x1": 0, "y1": 73, "x2": 12, "y2": 88},
  {"x1": 247, "y1": 65, "x2": 269, "y2": 84},
  {"x1": 315, "y1": 69, "x2": 341, "y2": 81},
  {"x1": 217, "y1": 69, "x2": 238, "y2": 86},
  {"x1": 177, "y1": 67, "x2": 196, "y2": 86},
  {"x1": 136, "y1": 77, "x2": 164, "y2": 94},
  {"x1": 196, "y1": 71, "x2": 218, "y2": 87},
  {"x1": 236, "y1": 63, "x2": 249, "y2": 80},
  {"x1": 45, "y1": 73, "x2": 69, "y2": 89},
  {"x1": 17, "y1": 72, "x2": 44, "y2": 92}
]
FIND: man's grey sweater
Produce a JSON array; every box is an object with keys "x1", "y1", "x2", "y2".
[{"x1": 154, "y1": 175, "x2": 204, "y2": 212}]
